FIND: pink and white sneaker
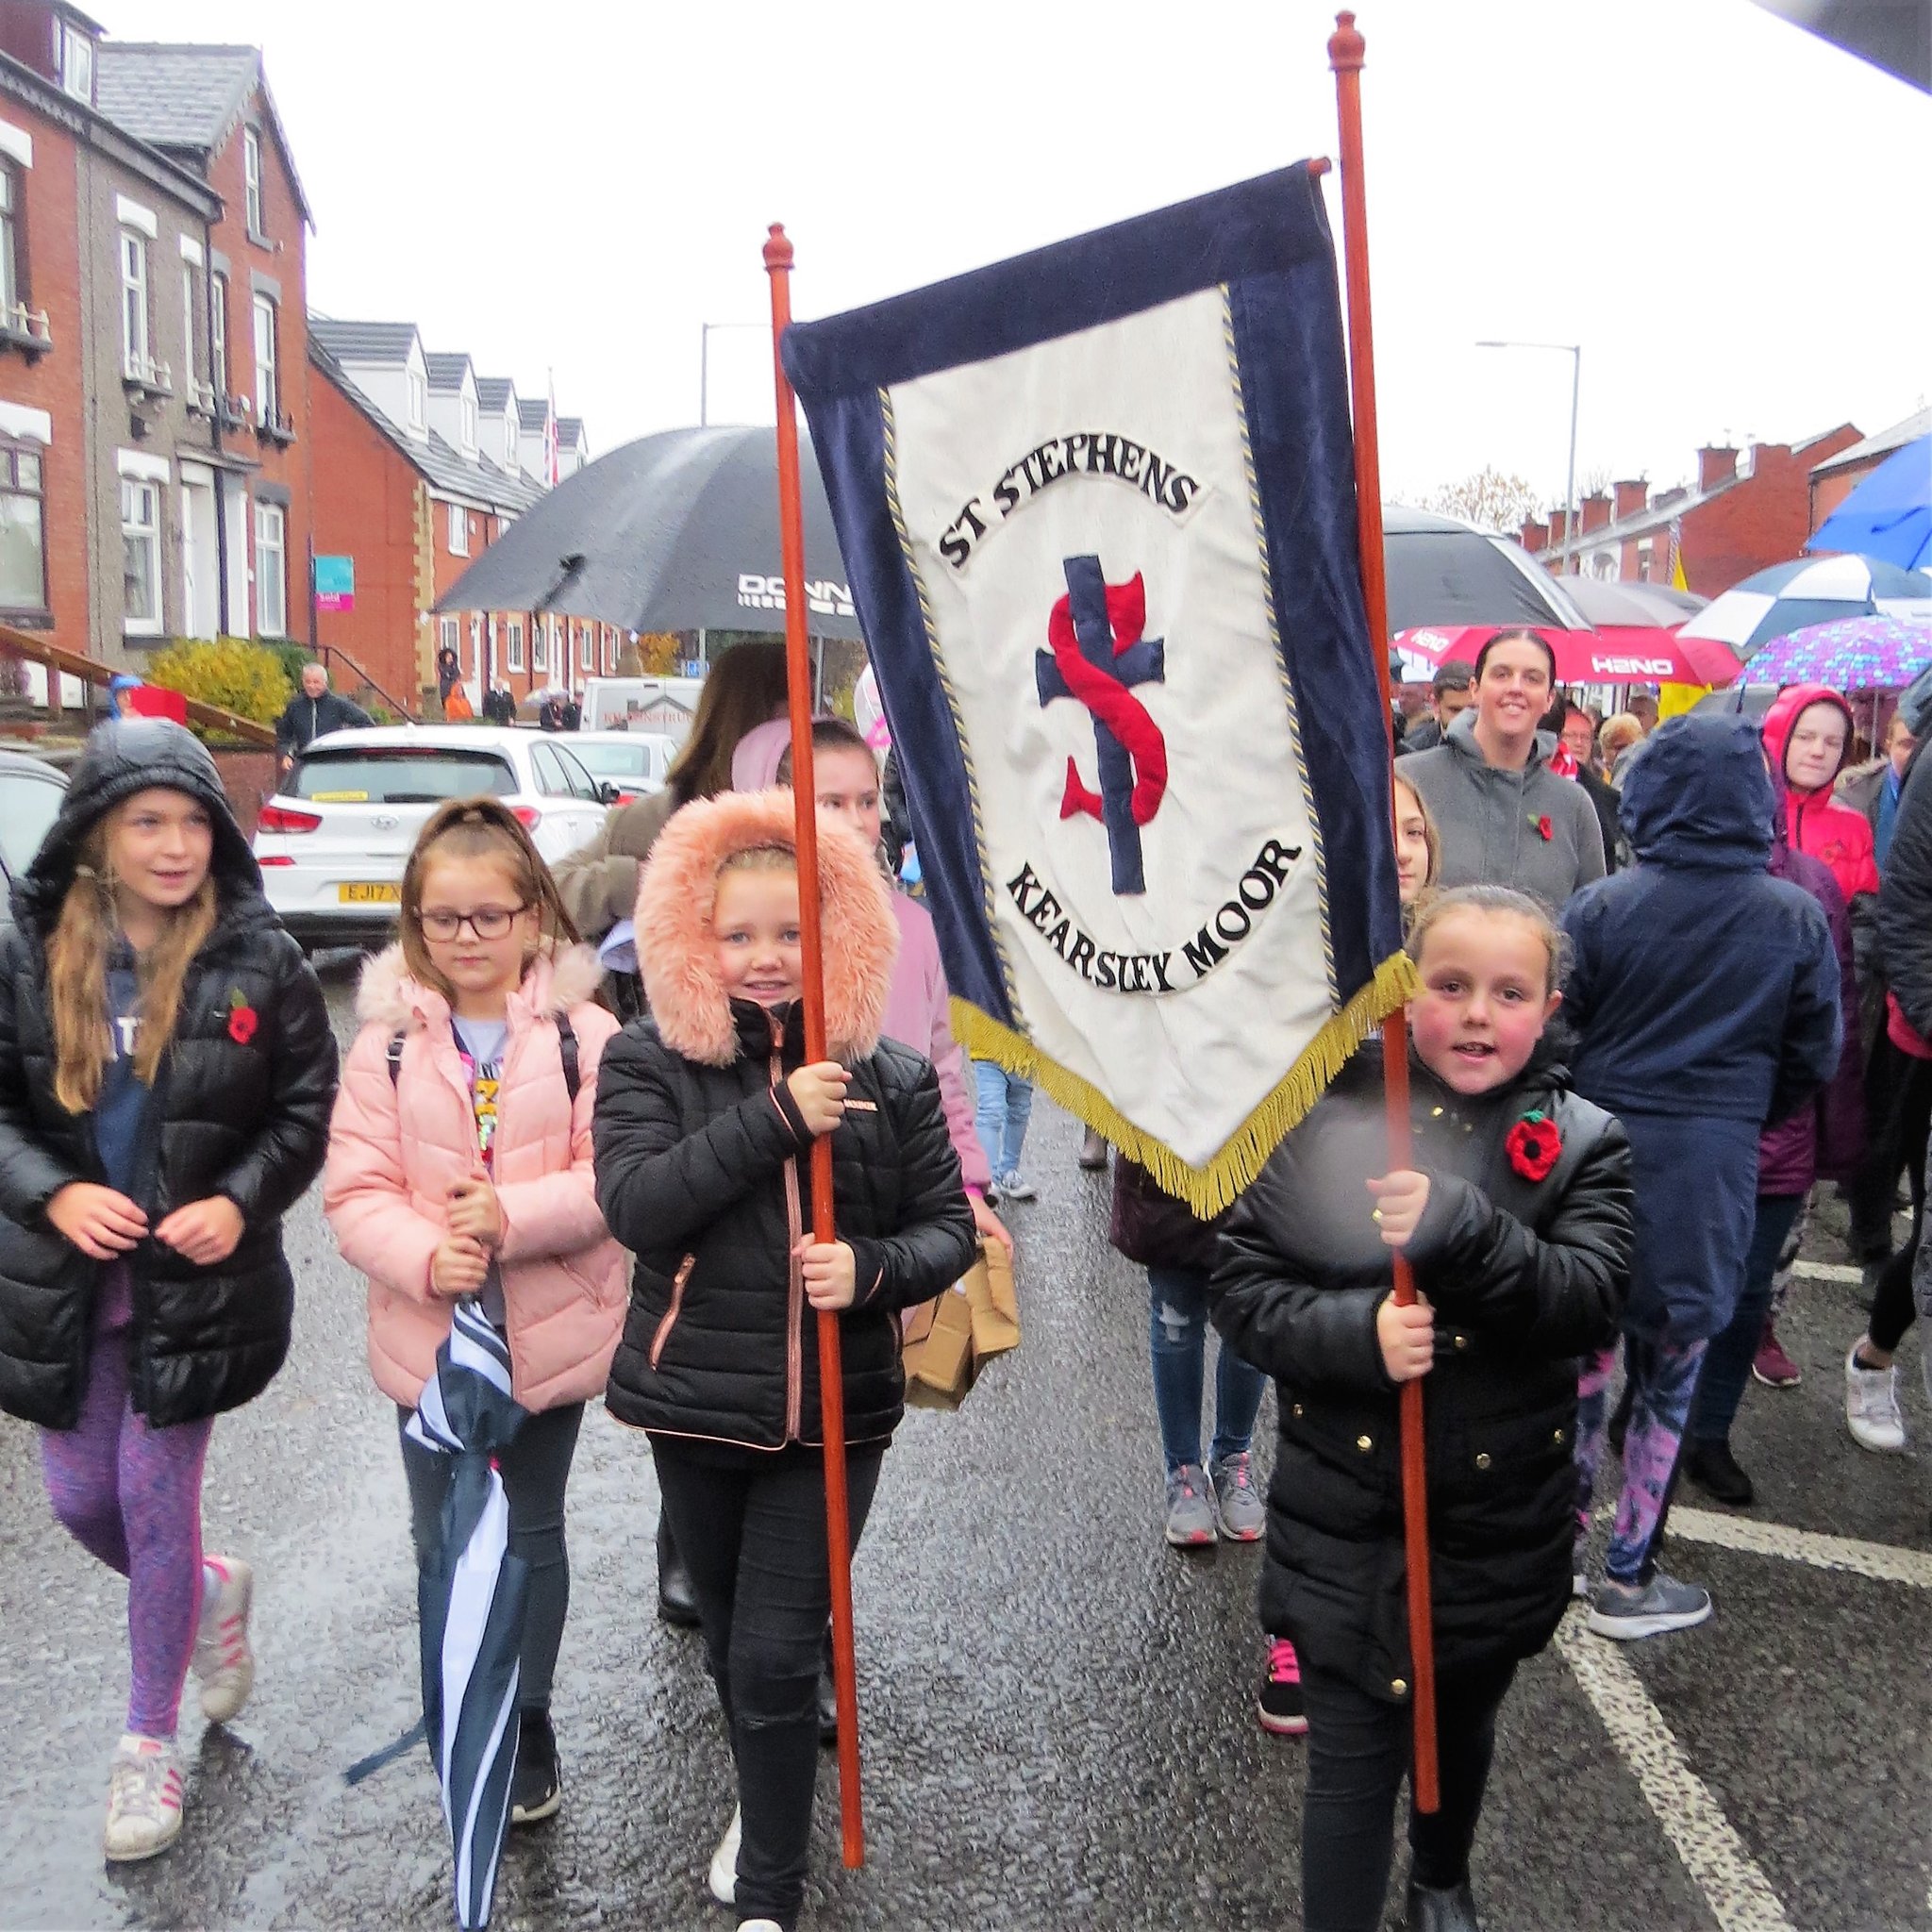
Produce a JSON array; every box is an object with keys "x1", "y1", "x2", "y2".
[
  {"x1": 104, "y1": 1733, "x2": 183, "y2": 1860},
  {"x1": 192, "y1": 1556, "x2": 255, "y2": 1724},
  {"x1": 1257, "y1": 1635, "x2": 1307, "y2": 1736}
]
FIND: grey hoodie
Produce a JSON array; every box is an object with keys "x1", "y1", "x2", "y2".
[{"x1": 1401, "y1": 708, "x2": 1607, "y2": 908}]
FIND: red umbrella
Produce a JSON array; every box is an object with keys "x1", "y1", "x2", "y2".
[{"x1": 1392, "y1": 624, "x2": 1740, "y2": 687}]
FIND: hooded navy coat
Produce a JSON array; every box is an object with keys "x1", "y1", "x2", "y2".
[
  {"x1": 0, "y1": 722, "x2": 336, "y2": 1429},
  {"x1": 1559, "y1": 714, "x2": 1840, "y2": 1342}
]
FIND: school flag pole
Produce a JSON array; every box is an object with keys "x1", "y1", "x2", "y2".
[
  {"x1": 764, "y1": 221, "x2": 867, "y2": 1867},
  {"x1": 1328, "y1": 9, "x2": 1441, "y2": 1812}
]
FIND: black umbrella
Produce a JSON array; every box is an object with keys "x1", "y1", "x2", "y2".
[
  {"x1": 1383, "y1": 506, "x2": 1591, "y2": 635},
  {"x1": 409, "y1": 1297, "x2": 530, "y2": 1930},
  {"x1": 437, "y1": 425, "x2": 862, "y2": 641}
]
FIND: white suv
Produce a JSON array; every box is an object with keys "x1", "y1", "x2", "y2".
[{"x1": 254, "y1": 725, "x2": 611, "y2": 947}]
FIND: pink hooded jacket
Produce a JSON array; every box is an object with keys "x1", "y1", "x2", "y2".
[
  {"x1": 324, "y1": 943, "x2": 628, "y2": 1411},
  {"x1": 729, "y1": 717, "x2": 990, "y2": 1194}
]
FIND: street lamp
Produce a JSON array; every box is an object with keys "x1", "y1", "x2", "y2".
[
  {"x1": 700, "y1": 321, "x2": 766, "y2": 427},
  {"x1": 1475, "y1": 340, "x2": 1581, "y2": 575}
]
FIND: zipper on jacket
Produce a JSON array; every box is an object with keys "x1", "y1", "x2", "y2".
[
  {"x1": 771, "y1": 1014, "x2": 806, "y2": 1443},
  {"x1": 649, "y1": 1253, "x2": 696, "y2": 1369}
]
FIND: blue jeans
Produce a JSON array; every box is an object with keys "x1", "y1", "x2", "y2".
[
  {"x1": 1689, "y1": 1193, "x2": 1806, "y2": 1447},
  {"x1": 973, "y1": 1059, "x2": 1034, "y2": 1176},
  {"x1": 1147, "y1": 1265, "x2": 1267, "y2": 1472}
]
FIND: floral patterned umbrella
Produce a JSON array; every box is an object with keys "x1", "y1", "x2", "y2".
[{"x1": 1742, "y1": 615, "x2": 1932, "y2": 691}]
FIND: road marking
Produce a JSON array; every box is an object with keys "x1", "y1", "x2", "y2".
[
  {"x1": 1667, "y1": 1507, "x2": 1932, "y2": 1590},
  {"x1": 1556, "y1": 1611, "x2": 1793, "y2": 1932},
  {"x1": 1790, "y1": 1258, "x2": 1863, "y2": 1284}
]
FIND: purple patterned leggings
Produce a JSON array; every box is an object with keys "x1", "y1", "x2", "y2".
[
  {"x1": 1574, "y1": 1335, "x2": 1708, "y2": 1586},
  {"x1": 37, "y1": 1274, "x2": 212, "y2": 1739}
]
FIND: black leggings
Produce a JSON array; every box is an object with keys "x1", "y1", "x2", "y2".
[
  {"x1": 1299, "y1": 1657, "x2": 1519, "y2": 1932},
  {"x1": 652, "y1": 1438, "x2": 884, "y2": 1932},
  {"x1": 1868, "y1": 1051, "x2": 1932, "y2": 1353}
]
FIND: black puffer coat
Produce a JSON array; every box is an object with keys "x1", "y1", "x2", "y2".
[
  {"x1": 596, "y1": 999, "x2": 977, "y2": 1448},
  {"x1": 1210, "y1": 1046, "x2": 1630, "y2": 1703},
  {"x1": 0, "y1": 722, "x2": 337, "y2": 1430}
]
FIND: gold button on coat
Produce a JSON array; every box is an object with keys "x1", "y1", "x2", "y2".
[
  {"x1": 1356, "y1": 1434, "x2": 1373, "y2": 1453},
  {"x1": 1391, "y1": 1678, "x2": 1407, "y2": 1696},
  {"x1": 1474, "y1": 1452, "x2": 1492, "y2": 1471}
]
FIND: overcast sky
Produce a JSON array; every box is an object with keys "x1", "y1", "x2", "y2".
[{"x1": 133, "y1": 0, "x2": 1928, "y2": 514}]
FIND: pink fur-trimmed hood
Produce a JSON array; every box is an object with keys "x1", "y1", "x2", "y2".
[
  {"x1": 355, "y1": 941, "x2": 605, "y2": 1034},
  {"x1": 635, "y1": 788, "x2": 898, "y2": 1067}
]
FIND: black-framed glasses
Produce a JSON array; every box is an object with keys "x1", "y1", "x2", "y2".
[{"x1": 420, "y1": 904, "x2": 529, "y2": 941}]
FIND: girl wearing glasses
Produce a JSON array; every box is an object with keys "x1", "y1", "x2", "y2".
[{"x1": 324, "y1": 798, "x2": 626, "y2": 1829}]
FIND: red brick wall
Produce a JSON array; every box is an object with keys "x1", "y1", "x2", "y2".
[
  {"x1": 0, "y1": 95, "x2": 89, "y2": 656},
  {"x1": 1680, "y1": 428, "x2": 1861, "y2": 594}
]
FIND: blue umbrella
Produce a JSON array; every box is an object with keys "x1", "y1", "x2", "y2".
[
  {"x1": 1808, "y1": 436, "x2": 1932, "y2": 572},
  {"x1": 408, "y1": 1298, "x2": 530, "y2": 1931},
  {"x1": 1678, "y1": 553, "x2": 1932, "y2": 658}
]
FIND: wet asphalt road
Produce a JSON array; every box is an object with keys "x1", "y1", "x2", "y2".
[{"x1": 1, "y1": 949, "x2": 1928, "y2": 1931}]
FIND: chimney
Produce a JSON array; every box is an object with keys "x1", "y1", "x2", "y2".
[
  {"x1": 1520, "y1": 518, "x2": 1546, "y2": 555},
  {"x1": 1548, "y1": 508, "x2": 1569, "y2": 548},
  {"x1": 1581, "y1": 491, "x2": 1611, "y2": 534},
  {"x1": 1698, "y1": 444, "x2": 1739, "y2": 491},
  {"x1": 1613, "y1": 477, "x2": 1648, "y2": 520}
]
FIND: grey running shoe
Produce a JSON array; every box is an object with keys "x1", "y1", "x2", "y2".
[
  {"x1": 1209, "y1": 1452, "x2": 1265, "y2": 1541},
  {"x1": 1586, "y1": 1571, "x2": 1712, "y2": 1641},
  {"x1": 996, "y1": 1168, "x2": 1037, "y2": 1203},
  {"x1": 1163, "y1": 1464, "x2": 1217, "y2": 1545}
]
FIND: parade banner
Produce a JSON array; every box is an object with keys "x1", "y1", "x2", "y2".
[{"x1": 783, "y1": 164, "x2": 1413, "y2": 1212}]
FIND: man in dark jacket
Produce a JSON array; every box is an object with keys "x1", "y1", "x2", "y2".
[
  {"x1": 1561, "y1": 713, "x2": 1840, "y2": 1635},
  {"x1": 1396, "y1": 658, "x2": 1475, "y2": 757},
  {"x1": 274, "y1": 662, "x2": 373, "y2": 771}
]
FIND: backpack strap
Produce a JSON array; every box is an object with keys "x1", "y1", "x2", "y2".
[
  {"x1": 387, "y1": 1029, "x2": 406, "y2": 1087},
  {"x1": 388, "y1": 1018, "x2": 579, "y2": 1102}
]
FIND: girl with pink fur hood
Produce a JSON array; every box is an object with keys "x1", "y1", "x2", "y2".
[
  {"x1": 593, "y1": 786, "x2": 975, "y2": 1932},
  {"x1": 323, "y1": 799, "x2": 625, "y2": 1828}
]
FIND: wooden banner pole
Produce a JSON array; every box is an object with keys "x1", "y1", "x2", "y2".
[
  {"x1": 763, "y1": 223, "x2": 866, "y2": 1867},
  {"x1": 1327, "y1": 8, "x2": 1441, "y2": 1812}
]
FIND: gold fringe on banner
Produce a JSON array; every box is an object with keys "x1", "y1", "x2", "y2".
[{"x1": 952, "y1": 950, "x2": 1422, "y2": 1219}]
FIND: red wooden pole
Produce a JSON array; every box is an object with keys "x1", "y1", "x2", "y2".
[
  {"x1": 764, "y1": 221, "x2": 866, "y2": 1867},
  {"x1": 1327, "y1": 9, "x2": 1440, "y2": 1813}
]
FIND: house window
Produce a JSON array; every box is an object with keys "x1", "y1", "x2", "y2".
[
  {"x1": 0, "y1": 166, "x2": 21, "y2": 325},
  {"x1": 504, "y1": 415, "x2": 516, "y2": 464},
  {"x1": 243, "y1": 127, "x2": 264, "y2": 238},
  {"x1": 408, "y1": 367, "x2": 426, "y2": 432},
  {"x1": 179, "y1": 264, "x2": 199, "y2": 389},
  {"x1": 252, "y1": 293, "x2": 276, "y2": 421},
  {"x1": 460, "y1": 393, "x2": 476, "y2": 452},
  {"x1": 121, "y1": 477, "x2": 161, "y2": 633},
  {"x1": 210, "y1": 271, "x2": 228, "y2": 394},
  {"x1": 507, "y1": 619, "x2": 525, "y2": 672},
  {"x1": 120, "y1": 230, "x2": 149, "y2": 378},
  {"x1": 58, "y1": 22, "x2": 92, "y2": 103},
  {"x1": 440, "y1": 614, "x2": 459, "y2": 657},
  {"x1": 447, "y1": 501, "x2": 468, "y2": 557},
  {"x1": 254, "y1": 500, "x2": 287, "y2": 636},
  {"x1": 578, "y1": 625, "x2": 591, "y2": 671},
  {"x1": 0, "y1": 443, "x2": 46, "y2": 613},
  {"x1": 533, "y1": 618, "x2": 549, "y2": 672}
]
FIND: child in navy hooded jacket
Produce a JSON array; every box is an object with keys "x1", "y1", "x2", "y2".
[{"x1": 1560, "y1": 713, "x2": 1840, "y2": 1637}]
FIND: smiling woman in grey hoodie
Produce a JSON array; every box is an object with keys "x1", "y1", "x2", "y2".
[{"x1": 1400, "y1": 630, "x2": 1607, "y2": 908}]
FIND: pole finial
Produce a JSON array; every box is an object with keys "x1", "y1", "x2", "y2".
[
  {"x1": 1328, "y1": 9, "x2": 1365, "y2": 70},
  {"x1": 763, "y1": 223, "x2": 794, "y2": 273}
]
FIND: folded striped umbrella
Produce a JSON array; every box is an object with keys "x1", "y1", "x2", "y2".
[
  {"x1": 1678, "y1": 553, "x2": 1932, "y2": 658},
  {"x1": 407, "y1": 1298, "x2": 530, "y2": 1931}
]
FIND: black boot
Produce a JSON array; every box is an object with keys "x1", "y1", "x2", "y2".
[
  {"x1": 657, "y1": 1514, "x2": 702, "y2": 1628},
  {"x1": 1407, "y1": 1877, "x2": 1481, "y2": 1932},
  {"x1": 818, "y1": 1624, "x2": 839, "y2": 1746},
  {"x1": 1684, "y1": 1438, "x2": 1754, "y2": 1507},
  {"x1": 509, "y1": 1709, "x2": 561, "y2": 1825}
]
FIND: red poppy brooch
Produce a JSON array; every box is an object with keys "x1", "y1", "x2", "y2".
[
  {"x1": 1531, "y1": 814, "x2": 1554, "y2": 841},
  {"x1": 1506, "y1": 1109, "x2": 1560, "y2": 1181},
  {"x1": 225, "y1": 988, "x2": 258, "y2": 1044}
]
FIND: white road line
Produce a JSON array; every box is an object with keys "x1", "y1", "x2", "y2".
[
  {"x1": 1790, "y1": 1258, "x2": 1864, "y2": 1284},
  {"x1": 1556, "y1": 1611, "x2": 1793, "y2": 1932},
  {"x1": 1668, "y1": 1507, "x2": 1932, "y2": 1590}
]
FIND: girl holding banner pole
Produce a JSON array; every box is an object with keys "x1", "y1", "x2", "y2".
[{"x1": 1210, "y1": 886, "x2": 1630, "y2": 1932}]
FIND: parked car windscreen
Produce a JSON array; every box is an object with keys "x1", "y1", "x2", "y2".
[
  {"x1": 290, "y1": 748, "x2": 518, "y2": 804},
  {"x1": 0, "y1": 768, "x2": 66, "y2": 880},
  {"x1": 570, "y1": 741, "x2": 656, "y2": 780}
]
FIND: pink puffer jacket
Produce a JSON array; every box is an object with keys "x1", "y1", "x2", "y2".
[{"x1": 324, "y1": 943, "x2": 627, "y2": 1411}]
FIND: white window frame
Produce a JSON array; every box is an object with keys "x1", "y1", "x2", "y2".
[
  {"x1": 506, "y1": 618, "x2": 525, "y2": 672},
  {"x1": 0, "y1": 166, "x2": 17, "y2": 323},
  {"x1": 459, "y1": 392, "x2": 477, "y2": 453},
  {"x1": 447, "y1": 501, "x2": 468, "y2": 557},
  {"x1": 440, "y1": 614, "x2": 459, "y2": 657},
  {"x1": 252, "y1": 293, "x2": 277, "y2": 421},
  {"x1": 0, "y1": 440, "x2": 48, "y2": 614},
  {"x1": 504, "y1": 413, "x2": 517, "y2": 465},
  {"x1": 209, "y1": 271, "x2": 228, "y2": 394},
  {"x1": 408, "y1": 368, "x2": 426, "y2": 432},
  {"x1": 119, "y1": 230, "x2": 149, "y2": 379},
  {"x1": 121, "y1": 477, "x2": 162, "y2": 635},
  {"x1": 179, "y1": 263, "x2": 199, "y2": 388},
  {"x1": 58, "y1": 22, "x2": 92, "y2": 103},
  {"x1": 533, "y1": 618, "x2": 549, "y2": 672},
  {"x1": 578, "y1": 625, "x2": 592, "y2": 672},
  {"x1": 253, "y1": 500, "x2": 287, "y2": 637},
  {"x1": 243, "y1": 127, "x2": 264, "y2": 238}
]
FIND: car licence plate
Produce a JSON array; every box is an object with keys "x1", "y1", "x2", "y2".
[{"x1": 338, "y1": 883, "x2": 401, "y2": 904}]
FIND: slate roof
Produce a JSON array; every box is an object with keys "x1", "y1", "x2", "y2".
[
  {"x1": 475, "y1": 377, "x2": 517, "y2": 412},
  {"x1": 1811, "y1": 409, "x2": 1931, "y2": 478},
  {"x1": 95, "y1": 42, "x2": 312, "y2": 225},
  {"x1": 556, "y1": 416, "x2": 586, "y2": 442},
  {"x1": 425, "y1": 352, "x2": 472, "y2": 392},
  {"x1": 311, "y1": 341, "x2": 540, "y2": 518},
  {"x1": 517, "y1": 399, "x2": 550, "y2": 431},
  {"x1": 309, "y1": 317, "x2": 419, "y2": 366}
]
